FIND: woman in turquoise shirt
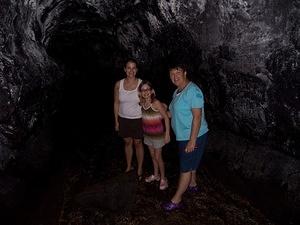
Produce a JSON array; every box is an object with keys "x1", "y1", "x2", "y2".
[{"x1": 163, "y1": 63, "x2": 208, "y2": 211}]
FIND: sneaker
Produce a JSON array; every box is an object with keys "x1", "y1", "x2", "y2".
[
  {"x1": 159, "y1": 178, "x2": 168, "y2": 190},
  {"x1": 186, "y1": 185, "x2": 199, "y2": 193},
  {"x1": 145, "y1": 175, "x2": 160, "y2": 183},
  {"x1": 162, "y1": 201, "x2": 183, "y2": 212}
]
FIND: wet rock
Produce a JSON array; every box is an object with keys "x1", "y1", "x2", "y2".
[
  {"x1": 206, "y1": 128, "x2": 300, "y2": 223},
  {"x1": 58, "y1": 148, "x2": 276, "y2": 225},
  {"x1": 0, "y1": 174, "x2": 22, "y2": 210},
  {"x1": 75, "y1": 171, "x2": 137, "y2": 211}
]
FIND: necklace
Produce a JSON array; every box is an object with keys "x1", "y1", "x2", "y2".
[
  {"x1": 176, "y1": 81, "x2": 189, "y2": 94},
  {"x1": 142, "y1": 98, "x2": 151, "y2": 109}
]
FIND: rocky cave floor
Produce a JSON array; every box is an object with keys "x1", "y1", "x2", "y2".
[
  {"x1": 59, "y1": 169, "x2": 275, "y2": 225},
  {"x1": 16, "y1": 133, "x2": 278, "y2": 225}
]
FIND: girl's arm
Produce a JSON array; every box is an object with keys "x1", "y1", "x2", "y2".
[{"x1": 162, "y1": 102, "x2": 171, "y2": 118}]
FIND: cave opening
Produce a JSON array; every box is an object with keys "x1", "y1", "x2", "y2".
[{"x1": 45, "y1": 5, "x2": 129, "y2": 152}]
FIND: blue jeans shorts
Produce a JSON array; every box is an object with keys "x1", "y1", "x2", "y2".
[{"x1": 178, "y1": 133, "x2": 208, "y2": 173}]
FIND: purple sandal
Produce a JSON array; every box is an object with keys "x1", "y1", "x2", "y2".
[
  {"x1": 162, "y1": 201, "x2": 184, "y2": 212},
  {"x1": 186, "y1": 185, "x2": 199, "y2": 193}
]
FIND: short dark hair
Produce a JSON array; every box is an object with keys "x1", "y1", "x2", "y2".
[{"x1": 168, "y1": 62, "x2": 188, "y2": 72}]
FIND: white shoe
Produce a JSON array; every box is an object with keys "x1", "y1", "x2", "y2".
[
  {"x1": 145, "y1": 174, "x2": 160, "y2": 183},
  {"x1": 159, "y1": 178, "x2": 168, "y2": 190}
]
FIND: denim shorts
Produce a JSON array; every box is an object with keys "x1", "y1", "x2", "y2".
[{"x1": 178, "y1": 133, "x2": 208, "y2": 173}]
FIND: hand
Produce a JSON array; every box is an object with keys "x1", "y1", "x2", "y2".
[
  {"x1": 164, "y1": 134, "x2": 170, "y2": 144},
  {"x1": 167, "y1": 111, "x2": 171, "y2": 118},
  {"x1": 185, "y1": 140, "x2": 197, "y2": 153},
  {"x1": 115, "y1": 122, "x2": 119, "y2": 131}
]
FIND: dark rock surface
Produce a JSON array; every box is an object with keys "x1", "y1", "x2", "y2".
[
  {"x1": 74, "y1": 170, "x2": 137, "y2": 211},
  {"x1": 0, "y1": 0, "x2": 299, "y2": 223},
  {"x1": 61, "y1": 168, "x2": 275, "y2": 225},
  {"x1": 19, "y1": 136, "x2": 277, "y2": 225},
  {"x1": 206, "y1": 127, "x2": 300, "y2": 223}
]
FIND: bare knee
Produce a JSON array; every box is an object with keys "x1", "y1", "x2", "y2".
[
  {"x1": 154, "y1": 151, "x2": 162, "y2": 162},
  {"x1": 124, "y1": 138, "x2": 133, "y2": 147},
  {"x1": 133, "y1": 139, "x2": 142, "y2": 147}
]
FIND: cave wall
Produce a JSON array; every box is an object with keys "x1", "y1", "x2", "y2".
[
  {"x1": 77, "y1": 0, "x2": 299, "y2": 157},
  {"x1": 0, "y1": 0, "x2": 63, "y2": 172},
  {"x1": 141, "y1": 0, "x2": 300, "y2": 157},
  {"x1": 0, "y1": 0, "x2": 299, "y2": 220}
]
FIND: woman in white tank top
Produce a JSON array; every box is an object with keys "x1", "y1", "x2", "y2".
[{"x1": 113, "y1": 58, "x2": 144, "y2": 179}]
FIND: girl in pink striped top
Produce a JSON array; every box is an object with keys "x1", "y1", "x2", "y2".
[{"x1": 138, "y1": 81, "x2": 171, "y2": 190}]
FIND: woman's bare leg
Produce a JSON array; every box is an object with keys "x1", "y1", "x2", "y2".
[
  {"x1": 171, "y1": 171, "x2": 191, "y2": 203},
  {"x1": 124, "y1": 137, "x2": 133, "y2": 172},
  {"x1": 189, "y1": 170, "x2": 197, "y2": 187}
]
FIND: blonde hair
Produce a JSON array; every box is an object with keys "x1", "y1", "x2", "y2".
[{"x1": 138, "y1": 80, "x2": 156, "y2": 103}]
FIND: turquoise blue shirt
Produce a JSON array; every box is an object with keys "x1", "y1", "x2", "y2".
[{"x1": 169, "y1": 82, "x2": 208, "y2": 141}]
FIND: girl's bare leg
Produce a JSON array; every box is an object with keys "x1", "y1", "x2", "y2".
[
  {"x1": 149, "y1": 147, "x2": 159, "y2": 177},
  {"x1": 134, "y1": 138, "x2": 144, "y2": 176}
]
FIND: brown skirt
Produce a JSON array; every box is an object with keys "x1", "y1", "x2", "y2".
[{"x1": 118, "y1": 116, "x2": 143, "y2": 139}]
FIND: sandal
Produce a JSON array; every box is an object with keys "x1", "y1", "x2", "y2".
[
  {"x1": 186, "y1": 185, "x2": 199, "y2": 193},
  {"x1": 137, "y1": 171, "x2": 143, "y2": 181},
  {"x1": 162, "y1": 201, "x2": 184, "y2": 212},
  {"x1": 125, "y1": 166, "x2": 134, "y2": 173},
  {"x1": 138, "y1": 174, "x2": 143, "y2": 181}
]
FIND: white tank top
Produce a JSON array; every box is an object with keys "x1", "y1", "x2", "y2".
[{"x1": 118, "y1": 78, "x2": 142, "y2": 119}]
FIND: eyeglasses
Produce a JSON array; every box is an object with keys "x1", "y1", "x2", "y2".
[{"x1": 141, "y1": 88, "x2": 151, "y2": 92}]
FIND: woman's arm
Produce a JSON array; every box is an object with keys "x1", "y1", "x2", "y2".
[
  {"x1": 114, "y1": 81, "x2": 120, "y2": 131},
  {"x1": 185, "y1": 108, "x2": 201, "y2": 152},
  {"x1": 153, "y1": 100, "x2": 171, "y2": 144}
]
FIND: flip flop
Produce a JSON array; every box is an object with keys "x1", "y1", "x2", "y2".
[{"x1": 125, "y1": 166, "x2": 134, "y2": 173}]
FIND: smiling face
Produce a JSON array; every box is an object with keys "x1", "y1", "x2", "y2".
[
  {"x1": 169, "y1": 67, "x2": 188, "y2": 89},
  {"x1": 124, "y1": 61, "x2": 138, "y2": 78},
  {"x1": 140, "y1": 84, "x2": 152, "y2": 98}
]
